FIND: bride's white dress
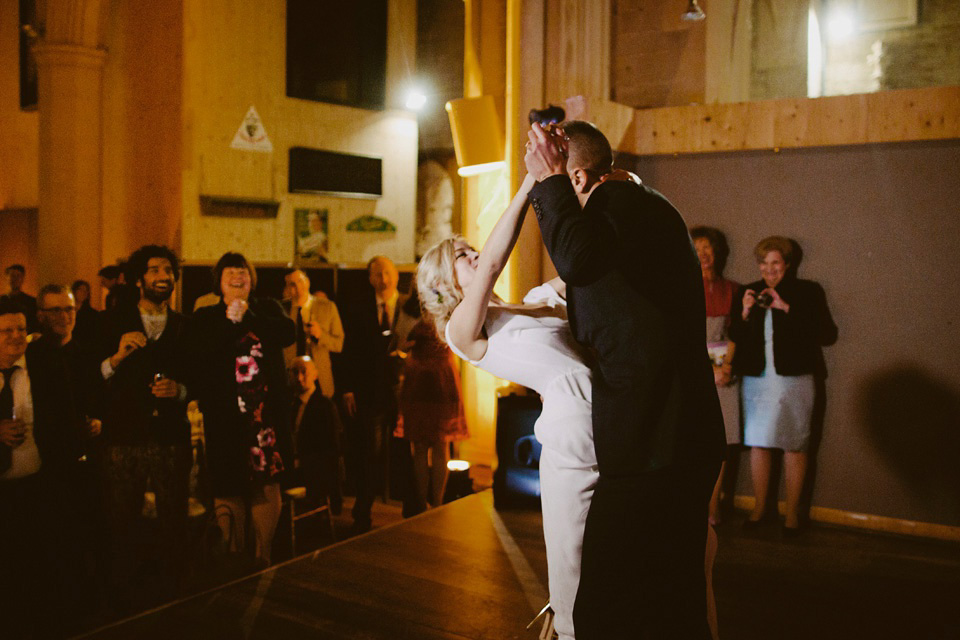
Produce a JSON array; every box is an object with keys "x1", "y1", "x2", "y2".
[{"x1": 446, "y1": 283, "x2": 598, "y2": 640}]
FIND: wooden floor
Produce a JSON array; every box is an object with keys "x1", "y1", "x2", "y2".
[{"x1": 78, "y1": 490, "x2": 960, "y2": 640}]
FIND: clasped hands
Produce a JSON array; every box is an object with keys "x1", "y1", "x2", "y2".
[
  {"x1": 523, "y1": 123, "x2": 568, "y2": 182},
  {"x1": 0, "y1": 419, "x2": 26, "y2": 447},
  {"x1": 522, "y1": 123, "x2": 641, "y2": 185}
]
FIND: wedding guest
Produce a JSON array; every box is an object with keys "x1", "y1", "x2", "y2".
[
  {"x1": 730, "y1": 236, "x2": 837, "y2": 535},
  {"x1": 691, "y1": 226, "x2": 741, "y2": 525},
  {"x1": 183, "y1": 252, "x2": 295, "y2": 564},
  {"x1": 337, "y1": 256, "x2": 406, "y2": 533},
  {"x1": 399, "y1": 305, "x2": 468, "y2": 514},
  {"x1": 2, "y1": 264, "x2": 38, "y2": 333},
  {"x1": 282, "y1": 268, "x2": 344, "y2": 398},
  {"x1": 98, "y1": 245, "x2": 191, "y2": 606},
  {"x1": 288, "y1": 356, "x2": 342, "y2": 512},
  {"x1": 71, "y1": 278, "x2": 102, "y2": 345},
  {"x1": 0, "y1": 298, "x2": 86, "y2": 636}
]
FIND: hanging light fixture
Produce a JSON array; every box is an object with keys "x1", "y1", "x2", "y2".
[
  {"x1": 445, "y1": 96, "x2": 506, "y2": 177},
  {"x1": 682, "y1": 0, "x2": 706, "y2": 22}
]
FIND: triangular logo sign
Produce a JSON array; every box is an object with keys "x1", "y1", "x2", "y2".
[{"x1": 231, "y1": 106, "x2": 273, "y2": 152}]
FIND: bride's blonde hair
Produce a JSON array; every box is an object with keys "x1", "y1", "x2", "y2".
[{"x1": 417, "y1": 235, "x2": 466, "y2": 335}]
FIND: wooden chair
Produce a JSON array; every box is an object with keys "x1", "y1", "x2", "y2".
[{"x1": 283, "y1": 486, "x2": 336, "y2": 556}]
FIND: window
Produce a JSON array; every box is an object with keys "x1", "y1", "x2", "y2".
[{"x1": 286, "y1": 0, "x2": 388, "y2": 110}]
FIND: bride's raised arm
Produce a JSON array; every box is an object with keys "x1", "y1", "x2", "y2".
[{"x1": 447, "y1": 173, "x2": 537, "y2": 356}]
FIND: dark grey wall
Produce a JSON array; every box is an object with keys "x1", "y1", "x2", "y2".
[{"x1": 628, "y1": 140, "x2": 960, "y2": 527}]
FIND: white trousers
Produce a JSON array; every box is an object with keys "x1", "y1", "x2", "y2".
[{"x1": 539, "y1": 446, "x2": 600, "y2": 640}]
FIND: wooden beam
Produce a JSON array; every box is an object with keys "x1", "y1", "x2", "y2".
[{"x1": 620, "y1": 86, "x2": 960, "y2": 155}]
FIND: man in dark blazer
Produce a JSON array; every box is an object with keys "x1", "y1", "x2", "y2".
[
  {"x1": 0, "y1": 298, "x2": 88, "y2": 636},
  {"x1": 288, "y1": 356, "x2": 342, "y2": 511},
  {"x1": 98, "y1": 245, "x2": 191, "y2": 606},
  {"x1": 336, "y1": 256, "x2": 407, "y2": 533},
  {"x1": 525, "y1": 121, "x2": 726, "y2": 639}
]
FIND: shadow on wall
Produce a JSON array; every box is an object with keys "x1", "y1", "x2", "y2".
[{"x1": 860, "y1": 365, "x2": 960, "y2": 522}]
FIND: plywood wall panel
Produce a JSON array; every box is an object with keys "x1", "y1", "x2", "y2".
[
  {"x1": 611, "y1": 0, "x2": 706, "y2": 108},
  {"x1": 867, "y1": 86, "x2": 960, "y2": 144},
  {"x1": 699, "y1": 102, "x2": 752, "y2": 151},
  {"x1": 742, "y1": 100, "x2": 777, "y2": 149},
  {"x1": 545, "y1": 0, "x2": 611, "y2": 106},
  {"x1": 620, "y1": 86, "x2": 960, "y2": 156},
  {"x1": 774, "y1": 94, "x2": 869, "y2": 149}
]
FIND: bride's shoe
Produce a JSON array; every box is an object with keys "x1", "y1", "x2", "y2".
[{"x1": 527, "y1": 603, "x2": 557, "y2": 640}]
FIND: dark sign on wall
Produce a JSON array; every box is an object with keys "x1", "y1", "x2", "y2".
[{"x1": 289, "y1": 147, "x2": 382, "y2": 199}]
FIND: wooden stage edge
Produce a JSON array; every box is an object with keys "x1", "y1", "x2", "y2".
[
  {"x1": 77, "y1": 510, "x2": 411, "y2": 638},
  {"x1": 733, "y1": 495, "x2": 960, "y2": 542},
  {"x1": 77, "y1": 490, "x2": 550, "y2": 640},
  {"x1": 75, "y1": 490, "x2": 960, "y2": 639}
]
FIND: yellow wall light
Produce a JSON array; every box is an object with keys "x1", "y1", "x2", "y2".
[{"x1": 445, "y1": 96, "x2": 506, "y2": 177}]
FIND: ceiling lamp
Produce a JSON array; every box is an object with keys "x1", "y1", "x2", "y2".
[
  {"x1": 405, "y1": 88, "x2": 427, "y2": 111},
  {"x1": 682, "y1": 0, "x2": 706, "y2": 22}
]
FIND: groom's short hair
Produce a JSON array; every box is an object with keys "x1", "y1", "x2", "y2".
[{"x1": 562, "y1": 120, "x2": 613, "y2": 176}]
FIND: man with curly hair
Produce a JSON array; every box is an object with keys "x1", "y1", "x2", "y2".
[{"x1": 98, "y1": 244, "x2": 191, "y2": 609}]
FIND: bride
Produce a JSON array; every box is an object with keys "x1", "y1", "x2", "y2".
[{"x1": 417, "y1": 173, "x2": 597, "y2": 640}]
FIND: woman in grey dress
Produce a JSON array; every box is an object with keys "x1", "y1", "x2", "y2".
[{"x1": 729, "y1": 236, "x2": 837, "y2": 534}]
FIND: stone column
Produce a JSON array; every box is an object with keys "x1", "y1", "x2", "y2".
[{"x1": 34, "y1": 41, "x2": 106, "y2": 296}]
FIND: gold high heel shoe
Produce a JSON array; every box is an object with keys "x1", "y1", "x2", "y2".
[{"x1": 527, "y1": 603, "x2": 557, "y2": 640}]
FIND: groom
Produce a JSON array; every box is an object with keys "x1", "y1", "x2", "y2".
[{"x1": 524, "y1": 121, "x2": 725, "y2": 639}]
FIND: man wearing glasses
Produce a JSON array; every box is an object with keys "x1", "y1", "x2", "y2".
[
  {"x1": 0, "y1": 297, "x2": 87, "y2": 635},
  {"x1": 36, "y1": 284, "x2": 103, "y2": 437}
]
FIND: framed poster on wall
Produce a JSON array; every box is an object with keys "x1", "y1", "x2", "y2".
[{"x1": 294, "y1": 208, "x2": 329, "y2": 264}]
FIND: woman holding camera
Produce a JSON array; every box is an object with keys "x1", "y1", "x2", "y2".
[{"x1": 729, "y1": 236, "x2": 836, "y2": 534}]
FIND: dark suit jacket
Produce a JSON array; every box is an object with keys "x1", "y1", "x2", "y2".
[
  {"x1": 287, "y1": 387, "x2": 340, "y2": 489},
  {"x1": 729, "y1": 277, "x2": 837, "y2": 377},
  {"x1": 292, "y1": 389, "x2": 339, "y2": 458},
  {"x1": 336, "y1": 288, "x2": 406, "y2": 412},
  {"x1": 99, "y1": 304, "x2": 190, "y2": 448},
  {"x1": 0, "y1": 340, "x2": 84, "y2": 477},
  {"x1": 530, "y1": 175, "x2": 726, "y2": 475},
  {"x1": 31, "y1": 333, "x2": 105, "y2": 432},
  {"x1": 72, "y1": 304, "x2": 102, "y2": 349}
]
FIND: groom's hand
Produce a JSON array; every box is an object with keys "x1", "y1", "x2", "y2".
[{"x1": 524, "y1": 123, "x2": 567, "y2": 182}]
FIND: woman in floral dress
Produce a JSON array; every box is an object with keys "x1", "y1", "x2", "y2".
[{"x1": 184, "y1": 252, "x2": 295, "y2": 564}]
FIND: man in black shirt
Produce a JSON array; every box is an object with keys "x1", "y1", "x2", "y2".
[
  {"x1": 525, "y1": 121, "x2": 725, "y2": 639},
  {"x1": 99, "y1": 245, "x2": 190, "y2": 608},
  {"x1": 2, "y1": 264, "x2": 38, "y2": 333}
]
